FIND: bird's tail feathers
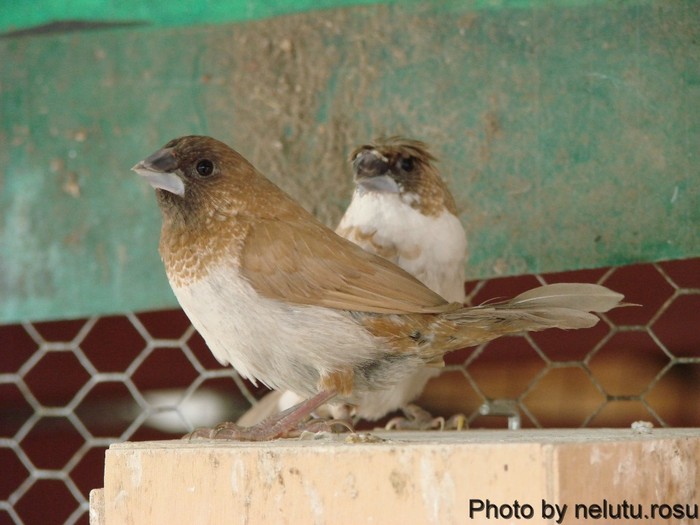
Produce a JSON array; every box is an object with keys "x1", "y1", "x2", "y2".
[
  {"x1": 444, "y1": 283, "x2": 628, "y2": 335},
  {"x1": 504, "y1": 283, "x2": 625, "y2": 314}
]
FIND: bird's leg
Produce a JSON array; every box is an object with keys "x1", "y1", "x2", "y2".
[{"x1": 186, "y1": 389, "x2": 340, "y2": 441}]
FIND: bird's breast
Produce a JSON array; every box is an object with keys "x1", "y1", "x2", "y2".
[
  {"x1": 158, "y1": 217, "x2": 248, "y2": 288},
  {"x1": 337, "y1": 191, "x2": 467, "y2": 302},
  {"x1": 168, "y1": 260, "x2": 398, "y2": 398}
]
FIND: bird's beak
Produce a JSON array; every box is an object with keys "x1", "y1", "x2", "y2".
[
  {"x1": 352, "y1": 149, "x2": 400, "y2": 194},
  {"x1": 132, "y1": 147, "x2": 186, "y2": 197}
]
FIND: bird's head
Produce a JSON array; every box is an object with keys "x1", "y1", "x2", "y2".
[
  {"x1": 132, "y1": 135, "x2": 246, "y2": 196},
  {"x1": 349, "y1": 137, "x2": 456, "y2": 215},
  {"x1": 132, "y1": 135, "x2": 276, "y2": 224}
]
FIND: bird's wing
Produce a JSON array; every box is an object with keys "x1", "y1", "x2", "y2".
[{"x1": 240, "y1": 217, "x2": 457, "y2": 314}]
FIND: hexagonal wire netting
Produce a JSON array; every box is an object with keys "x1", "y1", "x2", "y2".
[{"x1": 1, "y1": 258, "x2": 699, "y2": 524}]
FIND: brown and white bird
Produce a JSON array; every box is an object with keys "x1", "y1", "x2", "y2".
[
  {"x1": 239, "y1": 137, "x2": 467, "y2": 427},
  {"x1": 339, "y1": 137, "x2": 467, "y2": 304},
  {"x1": 133, "y1": 135, "x2": 625, "y2": 441}
]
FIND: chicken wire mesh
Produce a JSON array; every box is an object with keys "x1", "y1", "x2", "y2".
[{"x1": 1, "y1": 258, "x2": 699, "y2": 524}]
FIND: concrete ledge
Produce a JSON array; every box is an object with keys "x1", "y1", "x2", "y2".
[{"x1": 91, "y1": 428, "x2": 700, "y2": 524}]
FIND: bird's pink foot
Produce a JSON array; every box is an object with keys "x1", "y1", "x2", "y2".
[
  {"x1": 184, "y1": 389, "x2": 339, "y2": 441},
  {"x1": 385, "y1": 404, "x2": 467, "y2": 431}
]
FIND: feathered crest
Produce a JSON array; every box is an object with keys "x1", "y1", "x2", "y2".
[{"x1": 350, "y1": 136, "x2": 438, "y2": 165}]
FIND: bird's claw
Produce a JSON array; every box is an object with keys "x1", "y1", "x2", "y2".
[
  {"x1": 385, "y1": 404, "x2": 443, "y2": 431},
  {"x1": 384, "y1": 404, "x2": 468, "y2": 431},
  {"x1": 300, "y1": 417, "x2": 355, "y2": 434},
  {"x1": 445, "y1": 413, "x2": 468, "y2": 430},
  {"x1": 184, "y1": 421, "x2": 261, "y2": 441}
]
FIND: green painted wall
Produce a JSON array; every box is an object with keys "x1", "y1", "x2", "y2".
[
  {"x1": 0, "y1": 0, "x2": 626, "y2": 33},
  {"x1": 1, "y1": 1, "x2": 698, "y2": 323}
]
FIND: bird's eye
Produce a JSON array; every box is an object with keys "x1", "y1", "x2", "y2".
[
  {"x1": 400, "y1": 157, "x2": 414, "y2": 172},
  {"x1": 195, "y1": 159, "x2": 214, "y2": 177}
]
